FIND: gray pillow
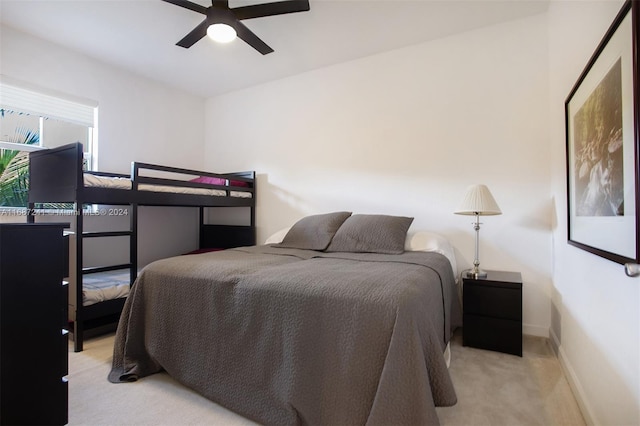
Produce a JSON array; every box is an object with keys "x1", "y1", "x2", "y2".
[
  {"x1": 276, "y1": 211, "x2": 352, "y2": 250},
  {"x1": 325, "y1": 214, "x2": 414, "y2": 254}
]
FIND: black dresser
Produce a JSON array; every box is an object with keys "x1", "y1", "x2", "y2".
[
  {"x1": 0, "y1": 223, "x2": 69, "y2": 425},
  {"x1": 463, "y1": 270, "x2": 523, "y2": 357}
]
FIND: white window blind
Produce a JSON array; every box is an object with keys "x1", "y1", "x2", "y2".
[{"x1": 0, "y1": 82, "x2": 96, "y2": 127}]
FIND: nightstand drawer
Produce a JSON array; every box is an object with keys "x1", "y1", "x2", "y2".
[
  {"x1": 463, "y1": 314, "x2": 522, "y2": 356},
  {"x1": 463, "y1": 282, "x2": 521, "y2": 321}
]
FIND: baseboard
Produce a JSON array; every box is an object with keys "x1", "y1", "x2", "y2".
[
  {"x1": 523, "y1": 323, "x2": 548, "y2": 338},
  {"x1": 556, "y1": 344, "x2": 597, "y2": 426}
]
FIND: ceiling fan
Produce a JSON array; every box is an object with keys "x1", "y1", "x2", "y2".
[{"x1": 161, "y1": 0, "x2": 310, "y2": 55}]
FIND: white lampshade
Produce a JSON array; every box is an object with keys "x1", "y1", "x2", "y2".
[
  {"x1": 207, "y1": 23, "x2": 237, "y2": 43},
  {"x1": 454, "y1": 184, "x2": 502, "y2": 216}
]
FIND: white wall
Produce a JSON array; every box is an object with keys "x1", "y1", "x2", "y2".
[
  {"x1": 204, "y1": 14, "x2": 552, "y2": 337},
  {"x1": 548, "y1": 1, "x2": 639, "y2": 425},
  {"x1": 0, "y1": 25, "x2": 206, "y2": 263},
  {"x1": 1, "y1": 25, "x2": 205, "y2": 172}
]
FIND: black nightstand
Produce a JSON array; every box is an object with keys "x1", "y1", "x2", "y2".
[{"x1": 463, "y1": 270, "x2": 522, "y2": 357}]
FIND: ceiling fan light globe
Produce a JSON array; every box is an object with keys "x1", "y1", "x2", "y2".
[{"x1": 207, "y1": 24, "x2": 237, "y2": 43}]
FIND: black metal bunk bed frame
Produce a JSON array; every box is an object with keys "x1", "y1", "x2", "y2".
[{"x1": 28, "y1": 143, "x2": 256, "y2": 352}]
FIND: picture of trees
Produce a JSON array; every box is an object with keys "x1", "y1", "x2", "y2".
[{"x1": 572, "y1": 58, "x2": 624, "y2": 217}]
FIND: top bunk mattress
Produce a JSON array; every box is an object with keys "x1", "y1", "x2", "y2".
[{"x1": 83, "y1": 174, "x2": 252, "y2": 198}]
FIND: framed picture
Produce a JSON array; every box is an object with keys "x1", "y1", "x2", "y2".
[{"x1": 565, "y1": 0, "x2": 639, "y2": 265}]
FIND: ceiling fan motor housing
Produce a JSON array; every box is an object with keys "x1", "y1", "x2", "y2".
[
  {"x1": 163, "y1": 0, "x2": 310, "y2": 55},
  {"x1": 208, "y1": 6, "x2": 236, "y2": 27}
]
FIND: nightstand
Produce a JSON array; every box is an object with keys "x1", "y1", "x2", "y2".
[{"x1": 463, "y1": 270, "x2": 522, "y2": 356}]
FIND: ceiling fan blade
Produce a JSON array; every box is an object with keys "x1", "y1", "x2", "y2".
[
  {"x1": 234, "y1": 21, "x2": 274, "y2": 55},
  {"x1": 161, "y1": 0, "x2": 208, "y2": 15},
  {"x1": 233, "y1": 0, "x2": 310, "y2": 20},
  {"x1": 176, "y1": 19, "x2": 209, "y2": 48}
]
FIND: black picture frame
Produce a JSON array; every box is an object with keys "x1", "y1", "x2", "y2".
[{"x1": 565, "y1": 0, "x2": 639, "y2": 265}]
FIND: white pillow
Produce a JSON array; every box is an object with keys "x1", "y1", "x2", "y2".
[
  {"x1": 264, "y1": 227, "x2": 291, "y2": 245},
  {"x1": 405, "y1": 231, "x2": 457, "y2": 277},
  {"x1": 267, "y1": 227, "x2": 458, "y2": 276}
]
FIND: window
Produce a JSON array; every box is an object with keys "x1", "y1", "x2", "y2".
[{"x1": 0, "y1": 79, "x2": 98, "y2": 208}]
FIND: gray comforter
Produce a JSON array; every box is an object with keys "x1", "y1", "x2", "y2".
[{"x1": 109, "y1": 245, "x2": 462, "y2": 425}]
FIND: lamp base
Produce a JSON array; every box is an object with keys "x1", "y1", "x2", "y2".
[{"x1": 463, "y1": 268, "x2": 488, "y2": 279}]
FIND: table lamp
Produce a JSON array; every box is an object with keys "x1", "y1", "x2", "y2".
[{"x1": 455, "y1": 184, "x2": 502, "y2": 279}]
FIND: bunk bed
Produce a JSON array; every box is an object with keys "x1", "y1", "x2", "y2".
[{"x1": 28, "y1": 142, "x2": 256, "y2": 352}]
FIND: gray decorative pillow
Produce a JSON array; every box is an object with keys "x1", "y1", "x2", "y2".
[
  {"x1": 276, "y1": 211, "x2": 352, "y2": 250},
  {"x1": 325, "y1": 214, "x2": 414, "y2": 254}
]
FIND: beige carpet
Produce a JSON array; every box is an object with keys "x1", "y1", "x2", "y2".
[
  {"x1": 68, "y1": 330, "x2": 585, "y2": 425},
  {"x1": 436, "y1": 332, "x2": 585, "y2": 426}
]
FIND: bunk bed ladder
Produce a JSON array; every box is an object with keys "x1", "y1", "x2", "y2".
[{"x1": 72, "y1": 203, "x2": 137, "y2": 352}]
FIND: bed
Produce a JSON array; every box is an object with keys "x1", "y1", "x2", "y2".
[
  {"x1": 28, "y1": 142, "x2": 256, "y2": 352},
  {"x1": 109, "y1": 213, "x2": 462, "y2": 425}
]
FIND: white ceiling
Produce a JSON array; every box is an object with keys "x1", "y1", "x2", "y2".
[{"x1": 0, "y1": 0, "x2": 549, "y2": 98}]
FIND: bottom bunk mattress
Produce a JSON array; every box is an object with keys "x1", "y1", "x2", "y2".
[
  {"x1": 82, "y1": 269, "x2": 131, "y2": 306},
  {"x1": 109, "y1": 245, "x2": 461, "y2": 425}
]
